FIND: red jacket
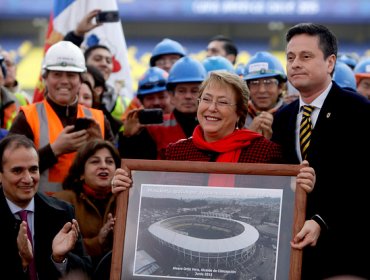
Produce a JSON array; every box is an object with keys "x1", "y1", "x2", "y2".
[
  {"x1": 163, "y1": 136, "x2": 284, "y2": 187},
  {"x1": 146, "y1": 112, "x2": 187, "y2": 159},
  {"x1": 164, "y1": 137, "x2": 283, "y2": 163}
]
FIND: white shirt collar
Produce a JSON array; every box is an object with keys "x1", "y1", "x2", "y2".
[
  {"x1": 299, "y1": 82, "x2": 332, "y2": 110},
  {"x1": 6, "y1": 197, "x2": 35, "y2": 215}
]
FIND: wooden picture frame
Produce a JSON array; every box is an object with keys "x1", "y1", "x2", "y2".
[{"x1": 111, "y1": 159, "x2": 306, "y2": 280}]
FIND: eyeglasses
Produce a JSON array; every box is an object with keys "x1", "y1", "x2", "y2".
[
  {"x1": 139, "y1": 80, "x2": 166, "y2": 90},
  {"x1": 198, "y1": 97, "x2": 236, "y2": 107},
  {"x1": 247, "y1": 78, "x2": 279, "y2": 90}
]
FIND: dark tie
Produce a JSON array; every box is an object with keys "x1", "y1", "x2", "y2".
[
  {"x1": 299, "y1": 105, "x2": 314, "y2": 160},
  {"x1": 18, "y1": 210, "x2": 37, "y2": 280}
]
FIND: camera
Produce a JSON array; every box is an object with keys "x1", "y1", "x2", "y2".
[
  {"x1": 95, "y1": 11, "x2": 120, "y2": 23},
  {"x1": 138, "y1": 109, "x2": 164, "y2": 125}
]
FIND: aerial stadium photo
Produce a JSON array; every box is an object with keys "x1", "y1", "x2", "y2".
[{"x1": 131, "y1": 184, "x2": 283, "y2": 280}]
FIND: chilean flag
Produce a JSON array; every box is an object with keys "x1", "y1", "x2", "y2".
[{"x1": 33, "y1": 0, "x2": 133, "y2": 102}]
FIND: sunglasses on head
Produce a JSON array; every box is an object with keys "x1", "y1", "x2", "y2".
[{"x1": 139, "y1": 80, "x2": 166, "y2": 90}]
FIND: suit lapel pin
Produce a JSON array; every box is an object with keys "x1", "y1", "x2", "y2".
[{"x1": 326, "y1": 112, "x2": 331, "y2": 118}]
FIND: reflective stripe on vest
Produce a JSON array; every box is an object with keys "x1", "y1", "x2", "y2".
[
  {"x1": 21, "y1": 101, "x2": 105, "y2": 194},
  {"x1": 4, "y1": 103, "x2": 17, "y2": 130},
  {"x1": 14, "y1": 92, "x2": 29, "y2": 107},
  {"x1": 111, "y1": 95, "x2": 131, "y2": 120},
  {"x1": 147, "y1": 113, "x2": 186, "y2": 159},
  {"x1": 162, "y1": 117, "x2": 178, "y2": 127}
]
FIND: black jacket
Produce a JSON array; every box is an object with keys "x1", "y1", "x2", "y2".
[
  {"x1": 272, "y1": 82, "x2": 370, "y2": 279},
  {"x1": 0, "y1": 190, "x2": 92, "y2": 280}
]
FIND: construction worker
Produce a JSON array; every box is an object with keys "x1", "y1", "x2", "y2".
[
  {"x1": 9, "y1": 41, "x2": 113, "y2": 194},
  {"x1": 119, "y1": 56, "x2": 206, "y2": 159},
  {"x1": 1, "y1": 50, "x2": 31, "y2": 106},
  {"x1": 202, "y1": 56, "x2": 235, "y2": 74},
  {"x1": 333, "y1": 61, "x2": 357, "y2": 92},
  {"x1": 337, "y1": 52, "x2": 359, "y2": 70},
  {"x1": 149, "y1": 38, "x2": 187, "y2": 73},
  {"x1": 0, "y1": 55, "x2": 17, "y2": 131},
  {"x1": 122, "y1": 66, "x2": 173, "y2": 122},
  {"x1": 243, "y1": 51, "x2": 287, "y2": 139},
  {"x1": 122, "y1": 38, "x2": 186, "y2": 121},
  {"x1": 354, "y1": 57, "x2": 370, "y2": 99},
  {"x1": 136, "y1": 67, "x2": 173, "y2": 113}
]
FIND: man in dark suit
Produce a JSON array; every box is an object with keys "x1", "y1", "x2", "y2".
[
  {"x1": 272, "y1": 23, "x2": 370, "y2": 279},
  {"x1": 0, "y1": 134, "x2": 92, "y2": 279}
]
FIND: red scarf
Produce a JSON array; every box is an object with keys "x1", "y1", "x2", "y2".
[
  {"x1": 82, "y1": 183, "x2": 111, "y2": 200},
  {"x1": 192, "y1": 125, "x2": 262, "y2": 187}
]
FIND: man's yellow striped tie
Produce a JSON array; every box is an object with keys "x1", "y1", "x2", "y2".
[{"x1": 300, "y1": 105, "x2": 314, "y2": 160}]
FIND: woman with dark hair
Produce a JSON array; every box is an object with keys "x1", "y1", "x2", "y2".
[
  {"x1": 84, "y1": 65, "x2": 107, "y2": 108},
  {"x1": 53, "y1": 139, "x2": 131, "y2": 267},
  {"x1": 84, "y1": 64, "x2": 123, "y2": 138},
  {"x1": 78, "y1": 78, "x2": 94, "y2": 108}
]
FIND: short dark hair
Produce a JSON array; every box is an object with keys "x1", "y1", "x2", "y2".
[
  {"x1": 62, "y1": 139, "x2": 120, "y2": 192},
  {"x1": 286, "y1": 23, "x2": 338, "y2": 59},
  {"x1": 84, "y1": 44, "x2": 111, "y2": 61},
  {"x1": 0, "y1": 134, "x2": 37, "y2": 172},
  {"x1": 86, "y1": 65, "x2": 106, "y2": 88},
  {"x1": 209, "y1": 35, "x2": 238, "y2": 58}
]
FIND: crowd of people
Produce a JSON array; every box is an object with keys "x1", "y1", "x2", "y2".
[{"x1": 0, "y1": 15, "x2": 369, "y2": 280}]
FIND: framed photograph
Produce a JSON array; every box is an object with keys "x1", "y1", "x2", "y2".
[{"x1": 111, "y1": 160, "x2": 306, "y2": 280}]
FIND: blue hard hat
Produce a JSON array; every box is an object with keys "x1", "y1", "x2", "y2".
[
  {"x1": 354, "y1": 57, "x2": 370, "y2": 75},
  {"x1": 354, "y1": 57, "x2": 370, "y2": 84},
  {"x1": 244, "y1": 51, "x2": 287, "y2": 82},
  {"x1": 137, "y1": 67, "x2": 168, "y2": 96},
  {"x1": 337, "y1": 53, "x2": 359, "y2": 70},
  {"x1": 202, "y1": 56, "x2": 235, "y2": 74},
  {"x1": 166, "y1": 56, "x2": 207, "y2": 91},
  {"x1": 333, "y1": 61, "x2": 356, "y2": 91},
  {"x1": 235, "y1": 63, "x2": 245, "y2": 77},
  {"x1": 150, "y1": 38, "x2": 187, "y2": 67}
]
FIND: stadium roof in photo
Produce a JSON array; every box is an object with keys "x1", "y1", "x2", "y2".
[{"x1": 148, "y1": 215, "x2": 259, "y2": 254}]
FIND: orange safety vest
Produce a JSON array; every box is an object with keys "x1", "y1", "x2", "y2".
[
  {"x1": 1, "y1": 86, "x2": 17, "y2": 129},
  {"x1": 21, "y1": 100, "x2": 105, "y2": 194},
  {"x1": 121, "y1": 97, "x2": 142, "y2": 121},
  {"x1": 146, "y1": 112, "x2": 186, "y2": 159}
]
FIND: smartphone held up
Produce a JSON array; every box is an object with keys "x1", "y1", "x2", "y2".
[
  {"x1": 72, "y1": 118, "x2": 95, "y2": 132},
  {"x1": 95, "y1": 10, "x2": 120, "y2": 23},
  {"x1": 138, "y1": 109, "x2": 164, "y2": 125}
]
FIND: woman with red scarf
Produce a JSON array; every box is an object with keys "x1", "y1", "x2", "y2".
[
  {"x1": 53, "y1": 139, "x2": 131, "y2": 268},
  {"x1": 165, "y1": 71, "x2": 288, "y2": 164},
  {"x1": 160, "y1": 71, "x2": 317, "y2": 250},
  {"x1": 164, "y1": 72, "x2": 314, "y2": 189}
]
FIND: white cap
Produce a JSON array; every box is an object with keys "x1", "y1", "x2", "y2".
[{"x1": 42, "y1": 41, "x2": 86, "y2": 73}]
